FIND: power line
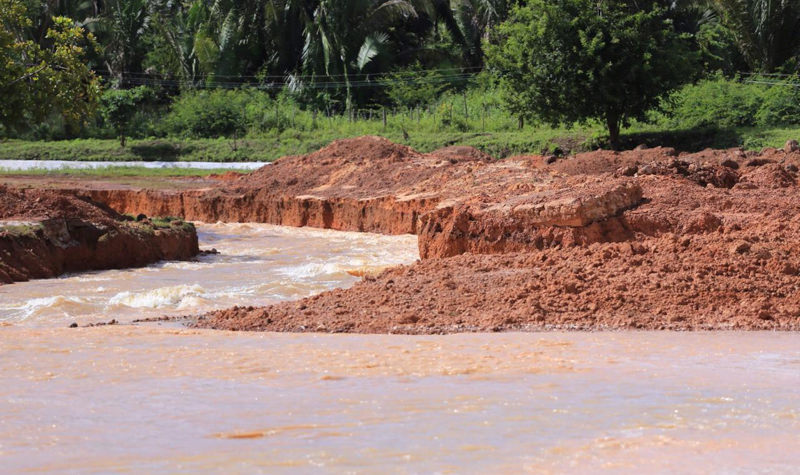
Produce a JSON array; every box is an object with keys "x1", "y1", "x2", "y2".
[
  {"x1": 94, "y1": 70, "x2": 484, "y2": 90},
  {"x1": 93, "y1": 65, "x2": 486, "y2": 81}
]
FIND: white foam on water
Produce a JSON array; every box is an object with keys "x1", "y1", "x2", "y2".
[
  {"x1": 0, "y1": 223, "x2": 420, "y2": 326},
  {"x1": 0, "y1": 295, "x2": 91, "y2": 321},
  {"x1": 277, "y1": 262, "x2": 351, "y2": 279},
  {"x1": 108, "y1": 284, "x2": 207, "y2": 309}
]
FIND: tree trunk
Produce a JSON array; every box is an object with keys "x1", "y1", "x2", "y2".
[
  {"x1": 341, "y1": 48, "x2": 352, "y2": 117},
  {"x1": 607, "y1": 114, "x2": 620, "y2": 150}
]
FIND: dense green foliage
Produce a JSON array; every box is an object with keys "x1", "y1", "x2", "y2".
[
  {"x1": 710, "y1": 0, "x2": 800, "y2": 72},
  {"x1": 0, "y1": 0, "x2": 100, "y2": 133},
  {"x1": 486, "y1": 0, "x2": 698, "y2": 145},
  {"x1": 660, "y1": 75, "x2": 800, "y2": 129},
  {"x1": 2, "y1": 0, "x2": 800, "y2": 151}
]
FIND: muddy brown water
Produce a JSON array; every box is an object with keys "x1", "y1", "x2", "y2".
[{"x1": 1, "y1": 224, "x2": 798, "y2": 473}]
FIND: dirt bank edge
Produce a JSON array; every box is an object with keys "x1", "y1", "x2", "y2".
[{"x1": 0, "y1": 188, "x2": 200, "y2": 284}]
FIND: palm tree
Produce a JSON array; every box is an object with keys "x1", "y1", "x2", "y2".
[
  {"x1": 451, "y1": 0, "x2": 508, "y2": 67},
  {"x1": 100, "y1": 0, "x2": 150, "y2": 86},
  {"x1": 301, "y1": 0, "x2": 418, "y2": 113},
  {"x1": 710, "y1": 0, "x2": 800, "y2": 71}
]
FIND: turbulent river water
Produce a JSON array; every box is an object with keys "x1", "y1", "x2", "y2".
[{"x1": 1, "y1": 224, "x2": 798, "y2": 473}]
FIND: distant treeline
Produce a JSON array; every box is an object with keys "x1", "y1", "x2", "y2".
[{"x1": 2, "y1": 0, "x2": 800, "y2": 144}]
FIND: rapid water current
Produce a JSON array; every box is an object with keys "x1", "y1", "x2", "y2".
[{"x1": 0, "y1": 223, "x2": 798, "y2": 473}]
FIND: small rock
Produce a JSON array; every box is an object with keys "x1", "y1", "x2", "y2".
[
  {"x1": 638, "y1": 164, "x2": 655, "y2": 175},
  {"x1": 634, "y1": 144, "x2": 649, "y2": 151},
  {"x1": 784, "y1": 139, "x2": 799, "y2": 153},
  {"x1": 69, "y1": 322, "x2": 78, "y2": 328},
  {"x1": 683, "y1": 212, "x2": 722, "y2": 234},
  {"x1": 617, "y1": 165, "x2": 638, "y2": 177},
  {"x1": 730, "y1": 240, "x2": 751, "y2": 255},
  {"x1": 564, "y1": 282, "x2": 579, "y2": 294},
  {"x1": 746, "y1": 158, "x2": 773, "y2": 167},
  {"x1": 781, "y1": 264, "x2": 798, "y2": 275},
  {"x1": 721, "y1": 159, "x2": 740, "y2": 170}
]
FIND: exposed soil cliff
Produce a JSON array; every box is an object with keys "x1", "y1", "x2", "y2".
[
  {"x1": 0, "y1": 186, "x2": 199, "y2": 284},
  {"x1": 192, "y1": 138, "x2": 800, "y2": 332},
  {"x1": 82, "y1": 137, "x2": 490, "y2": 235}
]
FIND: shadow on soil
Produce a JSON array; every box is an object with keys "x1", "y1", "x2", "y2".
[{"x1": 618, "y1": 127, "x2": 743, "y2": 153}]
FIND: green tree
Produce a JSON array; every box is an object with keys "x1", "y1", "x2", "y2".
[
  {"x1": 386, "y1": 63, "x2": 449, "y2": 109},
  {"x1": 100, "y1": 86, "x2": 151, "y2": 146},
  {"x1": 0, "y1": 0, "x2": 100, "y2": 134},
  {"x1": 486, "y1": 0, "x2": 698, "y2": 146}
]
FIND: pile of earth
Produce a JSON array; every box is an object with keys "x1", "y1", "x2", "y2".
[
  {"x1": 79, "y1": 136, "x2": 499, "y2": 234},
  {"x1": 193, "y1": 137, "x2": 800, "y2": 332},
  {"x1": 0, "y1": 186, "x2": 199, "y2": 284}
]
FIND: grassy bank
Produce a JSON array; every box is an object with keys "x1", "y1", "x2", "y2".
[{"x1": 2, "y1": 124, "x2": 800, "y2": 164}]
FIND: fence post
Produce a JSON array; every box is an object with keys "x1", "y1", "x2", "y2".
[
  {"x1": 463, "y1": 91, "x2": 468, "y2": 120},
  {"x1": 382, "y1": 107, "x2": 387, "y2": 130}
]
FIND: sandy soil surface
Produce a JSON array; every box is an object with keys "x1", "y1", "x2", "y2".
[{"x1": 0, "y1": 186, "x2": 199, "y2": 284}]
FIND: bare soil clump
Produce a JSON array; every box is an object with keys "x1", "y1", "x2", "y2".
[{"x1": 0, "y1": 186, "x2": 199, "y2": 284}]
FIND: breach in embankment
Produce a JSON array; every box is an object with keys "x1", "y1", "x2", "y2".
[
  {"x1": 191, "y1": 137, "x2": 800, "y2": 332},
  {"x1": 0, "y1": 186, "x2": 199, "y2": 284},
  {"x1": 8, "y1": 136, "x2": 800, "y2": 331}
]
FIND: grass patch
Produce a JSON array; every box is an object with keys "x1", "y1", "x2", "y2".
[
  {"x1": 2, "y1": 124, "x2": 799, "y2": 166},
  {"x1": 0, "y1": 223, "x2": 43, "y2": 238},
  {"x1": 125, "y1": 215, "x2": 195, "y2": 235}
]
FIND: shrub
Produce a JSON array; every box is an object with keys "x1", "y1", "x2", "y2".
[
  {"x1": 161, "y1": 89, "x2": 252, "y2": 138},
  {"x1": 755, "y1": 82, "x2": 800, "y2": 126},
  {"x1": 666, "y1": 75, "x2": 766, "y2": 129}
]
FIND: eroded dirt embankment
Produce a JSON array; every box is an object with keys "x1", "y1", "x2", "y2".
[
  {"x1": 82, "y1": 138, "x2": 489, "y2": 235},
  {"x1": 9, "y1": 136, "x2": 800, "y2": 331},
  {"x1": 193, "y1": 139, "x2": 800, "y2": 332},
  {"x1": 0, "y1": 186, "x2": 199, "y2": 284}
]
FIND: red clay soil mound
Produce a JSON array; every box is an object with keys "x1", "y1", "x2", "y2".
[
  {"x1": 198, "y1": 227, "x2": 800, "y2": 333},
  {"x1": 207, "y1": 171, "x2": 247, "y2": 182},
  {"x1": 0, "y1": 187, "x2": 199, "y2": 284},
  {"x1": 736, "y1": 163, "x2": 796, "y2": 189},
  {"x1": 418, "y1": 175, "x2": 642, "y2": 258},
  {"x1": 240, "y1": 135, "x2": 476, "y2": 198},
  {"x1": 428, "y1": 145, "x2": 493, "y2": 163},
  {"x1": 195, "y1": 139, "x2": 800, "y2": 333},
  {"x1": 0, "y1": 184, "x2": 118, "y2": 224},
  {"x1": 81, "y1": 136, "x2": 502, "y2": 234},
  {"x1": 198, "y1": 177, "x2": 800, "y2": 332}
]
